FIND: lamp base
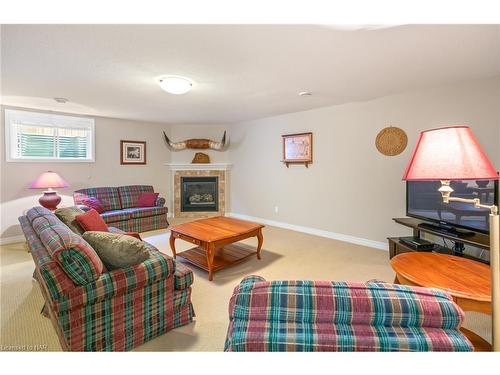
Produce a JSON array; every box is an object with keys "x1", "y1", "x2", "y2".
[{"x1": 39, "y1": 191, "x2": 61, "y2": 211}]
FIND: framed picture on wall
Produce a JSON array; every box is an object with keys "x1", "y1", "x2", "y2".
[
  {"x1": 282, "y1": 132, "x2": 313, "y2": 168},
  {"x1": 120, "y1": 140, "x2": 146, "y2": 165}
]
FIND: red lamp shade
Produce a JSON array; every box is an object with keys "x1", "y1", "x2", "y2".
[
  {"x1": 403, "y1": 126, "x2": 498, "y2": 181},
  {"x1": 29, "y1": 171, "x2": 69, "y2": 211},
  {"x1": 30, "y1": 171, "x2": 69, "y2": 189}
]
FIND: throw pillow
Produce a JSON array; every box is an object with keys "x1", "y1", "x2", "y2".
[
  {"x1": 55, "y1": 206, "x2": 86, "y2": 235},
  {"x1": 137, "y1": 192, "x2": 159, "y2": 207},
  {"x1": 82, "y1": 231, "x2": 150, "y2": 270},
  {"x1": 81, "y1": 197, "x2": 104, "y2": 213},
  {"x1": 75, "y1": 209, "x2": 109, "y2": 232}
]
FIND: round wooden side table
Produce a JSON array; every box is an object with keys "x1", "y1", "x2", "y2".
[{"x1": 390, "y1": 252, "x2": 491, "y2": 351}]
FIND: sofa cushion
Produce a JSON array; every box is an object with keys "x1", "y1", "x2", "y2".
[
  {"x1": 27, "y1": 207, "x2": 104, "y2": 285},
  {"x1": 230, "y1": 278, "x2": 465, "y2": 330},
  {"x1": 55, "y1": 206, "x2": 85, "y2": 235},
  {"x1": 73, "y1": 187, "x2": 122, "y2": 211},
  {"x1": 82, "y1": 231, "x2": 150, "y2": 270},
  {"x1": 137, "y1": 192, "x2": 159, "y2": 207},
  {"x1": 118, "y1": 185, "x2": 154, "y2": 209},
  {"x1": 174, "y1": 262, "x2": 194, "y2": 290},
  {"x1": 101, "y1": 209, "x2": 132, "y2": 223},
  {"x1": 126, "y1": 206, "x2": 168, "y2": 219},
  {"x1": 76, "y1": 209, "x2": 109, "y2": 232}
]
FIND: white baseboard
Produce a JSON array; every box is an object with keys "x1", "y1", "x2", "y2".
[
  {"x1": 227, "y1": 212, "x2": 388, "y2": 251},
  {"x1": 0, "y1": 235, "x2": 26, "y2": 245}
]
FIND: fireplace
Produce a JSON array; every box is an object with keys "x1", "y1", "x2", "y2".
[{"x1": 180, "y1": 176, "x2": 219, "y2": 212}]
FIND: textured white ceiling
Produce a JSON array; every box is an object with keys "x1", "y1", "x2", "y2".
[{"x1": 1, "y1": 24, "x2": 499, "y2": 124}]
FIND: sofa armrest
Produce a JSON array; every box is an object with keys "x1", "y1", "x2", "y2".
[
  {"x1": 229, "y1": 278, "x2": 464, "y2": 330},
  {"x1": 156, "y1": 197, "x2": 166, "y2": 207},
  {"x1": 56, "y1": 249, "x2": 175, "y2": 312}
]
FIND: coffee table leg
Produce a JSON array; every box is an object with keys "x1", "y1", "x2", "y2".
[
  {"x1": 206, "y1": 242, "x2": 216, "y2": 281},
  {"x1": 256, "y1": 228, "x2": 263, "y2": 260},
  {"x1": 169, "y1": 232, "x2": 177, "y2": 259}
]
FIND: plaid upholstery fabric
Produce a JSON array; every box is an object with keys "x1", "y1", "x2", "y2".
[
  {"x1": 58, "y1": 277, "x2": 176, "y2": 351},
  {"x1": 129, "y1": 214, "x2": 169, "y2": 233},
  {"x1": 55, "y1": 246, "x2": 174, "y2": 312},
  {"x1": 73, "y1": 187, "x2": 122, "y2": 211},
  {"x1": 173, "y1": 301, "x2": 195, "y2": 331},
  {"x1": 117, "y1": 185, "x2": 154, "y2": 209},
  {"x1": 225, "y1": 321, "x2": 471, "y2": 352},
  {"x1": 26, "y1": 206, "x2": 54, "y2": 222},
  {"x1": 27, "y1": 208, "x2": 103, "y2": 285},
  {"x1": 224, "y1": 278, "x2": 472, "y2": 352},
  {"x1": 101, "y1": 209, "x2": 131, "y2": 223},
  {"x1": 19, "y1": 210, "x2": 194, "y2": 351},
  {"x1": 174, "y1": 262, "x2": 194, "y2": 290},
  {"x1": 19, "y1": 216, "x2": 76, "y2": 300},
  {"x1": 126, "y1": 207, "x2": 168, "y2": 219},
  {"x1": 173, "y1": 288, "x2": 192, "y2": 310}
]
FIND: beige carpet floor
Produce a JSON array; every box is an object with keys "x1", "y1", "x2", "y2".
[{"x1": 0, "y1": 218, "x2": 491, "y2": 351}]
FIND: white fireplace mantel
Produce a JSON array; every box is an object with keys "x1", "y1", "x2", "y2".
[{"x1": 164, "y1": 162, "x2": 232, "y2": 171}]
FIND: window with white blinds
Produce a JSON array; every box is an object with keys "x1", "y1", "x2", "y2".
[{"x1": 5, "y1": 109, "x2": 95, "y2": 162}]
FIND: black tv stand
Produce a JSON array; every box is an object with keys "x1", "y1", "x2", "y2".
[
  {"x1": 417, "y1": 222, "x2": 475, "y2": 238},
  {"x1": 388, "y1": 217, "x2": 490, "y2": 264}
]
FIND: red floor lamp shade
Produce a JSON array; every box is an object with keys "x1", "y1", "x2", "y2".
[
  {"x1": 30, "y1": 171, "x2": 69, "y2": 210},
  {"x1": 403, "y1": 126, "x2": 498, "y2": 181},
  {"x1": 402, "y1": 125, "x2": 499, "y2": 351}
]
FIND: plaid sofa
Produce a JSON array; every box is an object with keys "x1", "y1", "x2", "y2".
[
  {"x1": 73, "y1": 185, "x2": 168, "y2": 232},
  {"x1": 19, "y1": 206, "x2": 194, "y2": 351},
  {"x1": 224, "y1": 276, "x2": 473, "y2": 352}
]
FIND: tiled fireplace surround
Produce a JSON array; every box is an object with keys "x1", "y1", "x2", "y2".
[{"x1": 165, "y1": 163, "x2": 232, "y2": 218}]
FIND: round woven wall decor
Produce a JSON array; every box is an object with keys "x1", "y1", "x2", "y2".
[{"x1": 375, "y1": 126, "x2": 408, "y2": 156}]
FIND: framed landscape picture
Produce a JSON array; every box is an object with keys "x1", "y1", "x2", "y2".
[
  {"x1": 282, "y1": 132, "x2": 313, "y2": 167},
  {"x1": 120, "y1": 140, "x2": 146, "y2": 165}
]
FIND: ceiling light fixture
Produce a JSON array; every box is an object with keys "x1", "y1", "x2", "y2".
[
  {"x1": 157, "y1": 76, "x2": 194, "y2": 95},
  {"x1": 299, "y1": 91, "x2": 312, "y2": 96}
]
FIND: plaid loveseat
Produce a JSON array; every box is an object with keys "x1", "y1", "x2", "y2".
[
  {"x1": 224, "y1": 276, "x2": 473, "y2": 352},
  {"x1": 19, "y1": 206, "x2": 194, "y2": 351},
  {"x1": 73, "y1": 185, "x2": 168, "y2": 232}
]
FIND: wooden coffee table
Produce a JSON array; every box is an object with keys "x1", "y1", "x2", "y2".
[
  {"x1": 391, "y1": 252, "x2": 491, "y2": 351},
  {"x1": 169, "y1": 216, "x2": 264, "y2": 281}
]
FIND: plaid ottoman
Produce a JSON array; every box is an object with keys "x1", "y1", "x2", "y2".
[{"x1": 224, "y1": 276, "x2": 473, "y2": 352}]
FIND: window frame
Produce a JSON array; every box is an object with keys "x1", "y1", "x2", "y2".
[{"x1": 4, "y1": 109, "x2": 95, "y2": 163}]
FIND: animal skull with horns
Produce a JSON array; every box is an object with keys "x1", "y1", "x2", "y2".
[{"x1": 163, "y1": 131, "x2": 227, "y2": 151}]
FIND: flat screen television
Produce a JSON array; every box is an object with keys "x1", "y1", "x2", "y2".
[{"x1": 406, "y1": 180, "x2": 498, "y2": 234}]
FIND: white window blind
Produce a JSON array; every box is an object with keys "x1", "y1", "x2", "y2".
[{"x1": 5, "y1": 109, "x2": 95, "y2": 162}]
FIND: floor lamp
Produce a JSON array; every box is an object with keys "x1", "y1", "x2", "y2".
[{"x1": 402, "y1": 126, "x2": 499, "y2": 351}]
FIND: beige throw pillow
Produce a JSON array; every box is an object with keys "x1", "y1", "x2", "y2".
[
  {"x1": 55, "y1": 206, "x2": 85, "y2": 235},
  {"x1": 82, "y1": 231, "x2": 150, "y2": 270}
]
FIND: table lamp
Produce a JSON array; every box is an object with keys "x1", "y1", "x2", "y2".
[
  {"x1": 30, "y1": 171, "x2": 69, "y2": 211},
  {"x1": 402, "y1": 125, "x2": 499, "y2": 351}
]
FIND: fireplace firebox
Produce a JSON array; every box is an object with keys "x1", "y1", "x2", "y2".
[{"x1": 180, "y1": 176, "x2": 219, "y2": 212}]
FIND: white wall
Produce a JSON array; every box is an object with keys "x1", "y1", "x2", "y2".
[
  {"x1": 2, "y1": 78, "x2": 499, "y2": 248},
  {"x1": 0, "y1": 106, "x2": 172, "y2": 242},
  {"x1": 228, "y1": 77, "x2": 500, "y2": 245}
]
